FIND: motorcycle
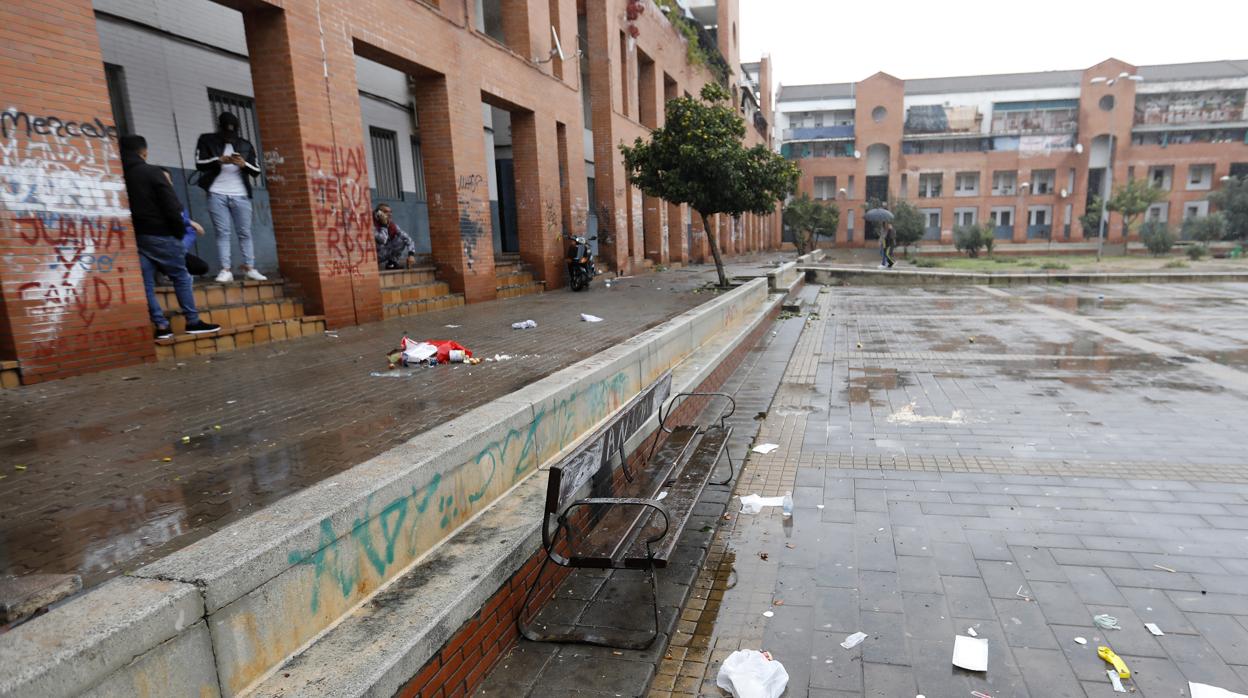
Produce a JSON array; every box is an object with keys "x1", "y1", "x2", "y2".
[{"x1": 565, "y1": 234, "x2": 598, "y2": 292}]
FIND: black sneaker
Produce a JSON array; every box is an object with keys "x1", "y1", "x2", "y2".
[
  {"x1": 154, "y1": 326, "x2": 174, "y2": 340},
  {"x1": 184, "y1": 321, "x2": 221, "y2": 335}
]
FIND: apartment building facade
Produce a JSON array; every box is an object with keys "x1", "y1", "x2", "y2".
[
  {"x1": 0, "y1": 0, "x2": 780, "y2": 384},
  {"x1": 776, "y1": 58, "x2": 1248, "y2": 246}
]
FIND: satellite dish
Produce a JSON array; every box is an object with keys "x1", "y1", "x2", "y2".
[
  {"x1": 551, "y1": 26, "x2": 566, "y2": 62},
  {"x1": 1075, "y1": 143, "x2": 1084, "y2": 154}
]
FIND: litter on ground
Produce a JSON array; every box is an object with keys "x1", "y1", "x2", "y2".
[
  {"x1": 1191, "y1": 682, "x2": 1248, "y2": 698},
  {"x1": 511, "y1": 320, "x2": 537, "y2": 330},
  {"x1": 715, "y1": 649, "x2": 789, "y2": 698},
  {"x1": 1074, "y1": 637, "x2": 1088, "y2": 645},
  {"x1": 1108, "y1": 670, "x2": 1127, "y2": 693},
  {"x1": 1093, "y1": 614, "x2": 1122, "y2": 630},
  {"x1": 952, "y1": 635, "x2": 988, "y2": 672},
  {"x1": 580, "y1": 313, "x2": 604, "y2": 323},
  {"x1": 840, "y1": 632, "x2": 867, "y2": 650},
  {"x1": 739, "y1": 494, "x2": 787, "y2": 514},
  {"x1": 1145, "y1": 622, "x2": 1164, "y2": 636},
  {"x1": 752, "y1": 443, "x2": 780, "y2": 454}
]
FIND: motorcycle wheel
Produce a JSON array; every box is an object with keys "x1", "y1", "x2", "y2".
[{"x1": 571, "y1": 269, "x2": 586, "y2": 291}]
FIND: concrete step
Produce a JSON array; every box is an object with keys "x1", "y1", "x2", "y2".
[
  {"x1": 379, "y1": 267, "x2": 439, "y2": 288},
  {"x1": 495, "y1": 281, "x2": 545, "y2": 300},
  {"x1": 155, "y1": 279, "x2": 287, "y2": 314},
  {"x1": 153, "y1": 316, "x2": 327, "y2": 360},
  {"x1": 164, "y1": 298, "x2": 305, "y2": 334},
  {"x1": 494, "y1": 270, "x2": 534, "y2": 286},
  {"x1": 381, "y1": 282, "x2": 452, "y2": 306},
  {"x1": 1, "y1": 360, "x2": 19, "y2": 389},
  {"x1": 0, "y1": 574, "x2": 82, "y2": 626},
  {"x1": 382, "y1": 294, "x2": 467, "y2": 319}
]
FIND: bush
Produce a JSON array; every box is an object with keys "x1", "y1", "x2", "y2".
[
  {"x1": 1040, "y1": 261, "x2": 1070, "y2": 270},
  {"x1": 1164, "y1": 259, "x2": 1189, "y2": 269},
  {"x1": 954, "y1": 223, "x2": 995, "y2": 258},
  {"x1": 1017, "y1": 260, "x2": 1038, "y2": 267},
  {"x1": 1183, "y1": 213, "x2": 1228, "y2": 244},
  {"x1": 1187, "y1": 244, "x2": 1208, "y2": 261},
  {"x1": 1140, "y1": 221, "x2": 1175, "y2": 256},
  {"x1": 914, "y1": 258, "x2": 939, "y2": 268}
]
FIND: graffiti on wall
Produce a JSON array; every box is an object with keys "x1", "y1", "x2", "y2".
[
  {"x1": 456, "y1": 174, "x2": 490, "y2": 271},
  {"x1": 286, "y1": 369, "x2": 633, "y2": 614},
  {"x1": 1, "y1": 108, "x2": 134, "y2": 356},
  {"x1": 305, "y1": 143, "x2": 375, "y2": 278}
]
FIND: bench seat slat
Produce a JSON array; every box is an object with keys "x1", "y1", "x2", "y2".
[
  {"x1": 618, "y1": 426, "x2": 731, "y2": 568},
  {"x1": 566, "y1": 427, "x2": 700, "y2": 567}
]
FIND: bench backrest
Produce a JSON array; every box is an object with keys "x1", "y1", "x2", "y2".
[{"x1": 545, "y1": 371, "x2": 673, "y2": 515}]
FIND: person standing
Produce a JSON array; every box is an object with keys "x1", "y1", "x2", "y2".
[
  {"x1": 121, "y1": 135, "x2": 221, "y2": 339},
  {"x1": 195, "y1": 111, "x2": 267, "y2": 283},
  {"x1": 882, "y1": 223, "x2": 897, "y2": 269},
  {"x1": 373, "y1": 204, "x2": 416, "y2": 270}
]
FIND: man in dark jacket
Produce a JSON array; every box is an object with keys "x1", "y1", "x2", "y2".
[
  {"x1": 121, "y1": 135, "x2": 220, "y2": 339},
  {"x1": 195, "y1": 111, "x2": 266, "y2": 283}
]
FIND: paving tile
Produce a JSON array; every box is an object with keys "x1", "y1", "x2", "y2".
[
  {"x1": 897, "y1": 555, "x2": 943, "y2": 595},
  {"x1": 931, "y1": 541, "x2": 980, "y2": 577},
  {"x1": 1011, "y1": 546, "x2": 1069, "y2": 583},
  {"x1": 992, "y1": 597, "x2": 1059, "y2": 650},
  {"x1": 1028, "y1": 581, "x2": 1093, "y2": 626},
  {"x1": 860, "y1": 611, "x2": 910, "y2": 666},
  {"x1": 1183, "y1": 613, "x2": 1248, "y2": 666},
  {"x1": 1013, "y1": 647, "x2": 1086, "y2": 698},
  {"x1": 942, "y1": 575, "x2": 996, "y2": 620},
  {"x1": 862, "y1": 661, "x2": 916, "y2": 697},
  {"x1": 1158, "y1": 631, "x2": 1248, "y2": 691},
  {"x1": 1061, "y1": 565, "x2": 1129, "y2": 606},
  {"x1": 1117, "y1": 587, "x2": 1199, "y2": 635}
]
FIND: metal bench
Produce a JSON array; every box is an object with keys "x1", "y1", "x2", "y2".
[{"x1": 517, "y1": 371, "x2": 736, "y2": 649}]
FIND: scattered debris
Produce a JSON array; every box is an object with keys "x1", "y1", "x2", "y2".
[
  {"x1": 162, "y1": 457, "x2": 172, "y2": 462},
  {"x1": 952, "y1": 635, "x2": 988, "y2": 672},
  {"x1": 774, "y1": 600, "x2": 785, "y2": 606},
  {"x1": 1075, "y1": 637, "x2": 1088, "y2": 645},
  {"x1": 511, "y1": 320, "x2": 537, "y2": 330},
  {"x1": 656, "y1": 491, "x2": 668, "y2": 501},
  {"x1": 840, "y1": 632, "x2": 868, "y2": 650},
  {"x1": 213, "y1": 425, "x2": 221, "y2": 430},
  {"x1": 758, "y1": 552, "x2": 769, "y2": 561},
  {"x1": 1016, "y1": 586, "x2": 1032, "y2": 601},
  {"x1": 1144, "y1": 623, "x2": 1164, "y2": 636},
  {"x1": 739, "y1": 494, "x2": 786, "y2": 514},
  {"x1": 370, "y1": 371, "x2": 417, "y2": 378},
  {"x1": 13, "y1": 465, "x2": 27, "y2": 472},
  {"x1": 715, "y1": 649, "x2": 789, "y2": 698},
  {"x1": 1190, "y1": 682, "x2": 1248, "y2": 698},
  {"x1": 445, "y1": 324, "x2": 462, "y2": 329},
  {"x1": 752, "y1": 443, "x2": 780, "y2": 454},
  {"x1": 971, "y1": 692, "x2": 994, "y2": 698},
  {"x1": 816, "y1": 504, "x2": 825, "y2": 510},
  {"x1": 1093, "y1": 614, "x2": 1122, "y2": 631},
  {"x1": 967, "y1": 627, "x2": 978, "y2": 637},
  {"x1": 1108, "y1": 669, "x2": 1127, "y2": 693},
  {"x1": 1153, "y1": 564, "x2": 1177, "y2": 573},
  {"x1": 181, "y1": 436, "x2": 191, "y2": 443},
  {"x1": 969, "y1": 336, "x2": 976, "y2": 344},
  {"x1": 785, "y1": 543, "x2": 796, "y2": 549},
  {"x1": 580, "y1": 313, "x2": 604, "y2": 323},
  {"x1": 887, "y1": 403, "x2": 967, "y2": 425},
  {"x1": 1099, "y1": 646, "x2": 1130, "y2": 679},
  {"x1": 762, "y1": 610, "x2": 774, "y2": 618}
]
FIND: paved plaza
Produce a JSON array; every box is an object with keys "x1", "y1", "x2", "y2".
[{"x1": 485, "y1": 280, "x2": 1248, "y2": 697}]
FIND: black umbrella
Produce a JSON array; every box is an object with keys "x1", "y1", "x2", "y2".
[{"x1": 864, "y1": 208, "x2": 894, "y2": 223}]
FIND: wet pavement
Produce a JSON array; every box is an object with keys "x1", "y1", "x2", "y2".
[
  {"x1": 0, "y1": 258, "x2": 788, "y2": 590},
  {"x1": 648, "y1": 281, "x2": 1248, "y2": 697}
]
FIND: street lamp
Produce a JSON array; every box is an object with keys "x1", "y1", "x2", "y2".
[{"x1": 1096, "y1": 134, "x2": 1115, "y2": 262}]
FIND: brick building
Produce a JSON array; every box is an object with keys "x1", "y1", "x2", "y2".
[
  {"x1": 0, "y1": 0, "x2": 781, "y2": 385},
  {"x1": 776, "y1": 58, "x2": 1248, "y2": 247}
]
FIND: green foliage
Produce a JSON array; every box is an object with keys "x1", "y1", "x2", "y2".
[
  {"x1": 914, "y1": 258, "x2": 939, "y2": 268},
  {"x1": 1187, "y1": 244, "x2": 1208, "y2": 260},
  {"x1": 954, "y1": 224, "x2": 985, "y2": 257},
  {"x1": 621, "y1": 83, "x2": 799, "y2": 286},
  {"x1": 1183, "y1": 211, "x2": 1229, "y2": 243},
  {"x1": 652, "y1": 0, "x2": 730, "y2": 85},
  {"x1": 1207, "y1": 176, "x2": 1248, "y2": 242},
  {"x1": 1080, "y1": 196, "x2": 1104, "y2": 237},
  {"x1": 890, "y1": 201, "x2": 925, "y2": 251},
  {"x1": 783, "y1": 193, "x2": 839, "y2": 256},
  {"x1": 1164, "y1": 259, "x2": 1189, "y2": 269},
  {"x1": 1040, "y1": 261, "x2": 1070, "y2": 270},
  {"x1": 1140, "y1": 220, "x2": 1176, "y2": 256},
  {"x1": 1107, "y1": 179, "x2": 1167, "y2": 236}
]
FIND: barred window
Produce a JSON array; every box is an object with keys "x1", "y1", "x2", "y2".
[
  {"x1": 208, "y1": 88, "x2": 264, "y2": 188},
  {"x1": 369, "y1": 127, "x2": 402, "y2": 200},
  {"x1": 410, "y1": 137, "x2": 427, "y2": 202}
]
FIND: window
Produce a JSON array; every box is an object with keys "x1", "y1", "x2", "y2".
[
  {"x1": 369, "y1": 127, "x2": 402, "y2": 199},
  {"x1": 990, "y1": 207, "x2": 1014, "y2": 228},
  {"x1": 1185, "y1": 200, "x2": 1209, "y2": 219},
  {"x1": 847, "y1": 209, "x2": 855, "y2": 231},
  {"x1": 410, "y1": 137, "x2": 427, "y2": 202},
  {"x1": 476, "y1": 0, "x2": 506, "y2": 43},
  {"x1": 918, "y1": 173, "x2": 942, "y2": 198},
  {"x1": 1031, "y1": 169, "x2": 1056, "y2": 195},
  {"x1": 1029, "y1": 206, "x2": 1051, "y2": 226},
  {"x1": 954, "y1": 208, "x2": 977, "y2": 227},
  {"x1": 991, "y1": 170, "x2": 1017, "y2": 196},
  {"x1": 1187, "y1": 164, "x2": 1214, "y2": 190},
  {"x1": 847, "y1": 175, "x2": 855, "y2": 199},
  {"x1": 922, "y1": 209, "x2": 941, "y2": 229},
  {"x1": 104, "y1": 63, "x2": 133, "y2": 136},
  {"x1": 209, "y1": 89, "x2": 264, "y2": 187},
  {"x1": 899, "y1": 173, "x2": 908, "y2": 199},
  {"x1": 1147, "y1": 202, "x2": 1168, "y2": 223},
  {"x1": 813, "y1": 177, "x2": 837, "y2": 200},
  {"x1": 954, "y1": 172, "x2": 979, "y2": 196},
  {"x1": 1147, "y1": 166, "x2": 1173, "y2": 190}
]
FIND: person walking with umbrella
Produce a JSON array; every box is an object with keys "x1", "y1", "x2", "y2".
[{"x1": 864, "y1": 206, "x2": 895, "y2": 269}]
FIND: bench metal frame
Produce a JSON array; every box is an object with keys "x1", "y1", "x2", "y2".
[{"x1": 518, "y1": 381, "x2": 737, "y2": 650}]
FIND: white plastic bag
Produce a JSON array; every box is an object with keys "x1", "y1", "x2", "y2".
[
  {"x1": 715, "y1": 650, "x2": 789, "y2": 698},
  {"x1": 401, "y1": 339, "x2": 438, "y2": 364}
]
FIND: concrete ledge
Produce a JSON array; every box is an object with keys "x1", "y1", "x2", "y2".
[
  {"x1": 0, "y1": 278, "x2": 773, "y2": 697},
  {"x1": 250, "y1": 276, "x2": 784, "y2": 698},
  {"x1": 0, "y1": 577, "x2": 208, "y2": 697},
  {"x1": 803, "y1": 265, "x2": 1248, "y2": 287}
]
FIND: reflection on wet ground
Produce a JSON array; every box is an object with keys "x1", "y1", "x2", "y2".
[{"x1": 0, "y1": 267, "x2": 731, "y2": 588}]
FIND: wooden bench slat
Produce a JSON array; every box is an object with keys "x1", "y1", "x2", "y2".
[
  {"x1": 618, "y1": 426, "x2": 731, "y2": 568},
  {"x1": 566, "y1": 427, "x2": 700, "y2": 567}
]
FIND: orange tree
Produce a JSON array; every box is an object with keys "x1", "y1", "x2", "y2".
[{"x1": 621, "y1": 83, "x2": 798, "y2": 287}]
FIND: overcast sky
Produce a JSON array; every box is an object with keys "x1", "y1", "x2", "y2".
[{"x1": 739, "y1": 0, "x2": 1248, "y2": 88}]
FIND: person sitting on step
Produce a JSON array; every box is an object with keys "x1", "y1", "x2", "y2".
[{"x1": 373, "y1": 203, "x2": 417, "y2": 270}]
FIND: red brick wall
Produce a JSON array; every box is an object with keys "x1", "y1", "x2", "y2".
[
  {"x1": 0, "y1": 0, "x2": 153, "y2": 382},
  {"x1": 398, "y1": 302, "x2": 781, "y2": 698}
]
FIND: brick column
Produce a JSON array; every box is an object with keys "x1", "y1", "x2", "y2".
[
  {"x1": 510, "y1": 110, "x2": 562, "y2": 286},
  {"x1": 415, "y1": 74, "x2": 496, "y2": 303},
  {"x1": 244, "y1": 4, "x2": 382, "y2": 327},
  {"x1": 667, "y1": 202, "x2": 686, "y2": 265},
  {"x1": 643, "y1": 195, "x2": 665, "y2": 264},
  {"x1": 0, "y1": 0, "x2": 152, "y2": 383},
  {"x1": 691, "y1": 211, "x2": 708, "y2": 263}
]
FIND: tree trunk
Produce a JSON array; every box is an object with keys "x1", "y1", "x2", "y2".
[{"x1": 700, "y1": 211, "x2": 729, "y2": 288}]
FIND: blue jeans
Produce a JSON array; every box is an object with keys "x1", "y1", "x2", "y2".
[
  {"x1": 138, "y1": 235, "x2": 199, "y2": 328},
  {"x1": 208, "y1": 192, "x2": 254, "y2": 268}
]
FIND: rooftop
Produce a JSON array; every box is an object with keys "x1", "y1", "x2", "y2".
[{"x1": 777, "y1": 59, "x2": 1248, "y2": 103}]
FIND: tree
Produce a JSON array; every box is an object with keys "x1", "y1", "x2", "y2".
[
  {"x1": 1207, "y1": 176, "x2": 1248, "y2": 243},
  {"x1": 1107, "y1": 179, "x2": 1167, "y2": 239},
  {"x1": 954, "y1": 222, "x2": 995, "y2": 258},
  {"x1": 890, "y1": 201, "x2": 925, "y2": 253},
  {"x1": 783, "y1": 193, "x2": 839, "y2": 255},
  {"x1": 1182, "y1": 212, "x2": 1228, "y2": 246},
  {"x1": 1140, "y1": 220, "x2": 1175, "y2": 256},
  {"x1": 621, "y1": 83, "x2": 799, "y2": 287},
  {"x1": 1079, "y1": 196, "x2": 1104, "y2": 238}
]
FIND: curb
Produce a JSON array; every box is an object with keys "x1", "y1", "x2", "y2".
[{"x1": 802, "y1": 265, "x2": 1248, "y2": 287}]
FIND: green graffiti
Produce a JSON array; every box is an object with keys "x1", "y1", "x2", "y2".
[{"x1": 287, "y1": 519, "x2": 359, "y2": 614}]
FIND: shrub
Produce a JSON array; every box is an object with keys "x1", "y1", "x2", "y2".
[
  {"x1": 953, "y1": 225, "x2": 984, "y2": 257},
  {"x1": 1183, "y1": 213, "x2": 1228, "y2": 244},
  {"x1": 1140, "y1": 221, "x2": 1175, "y2": 256},
  {"x1": 1187, "y1": 244, "x2": 1208, "y2": 261},
  {"x1": 1164, "y1": 259, "x2": 1189, "y2": 269},
  {"x1": 914, "y1": 258, "x2": 939, "y2": 268},
  {"x1": 1040, "y1": 261, "x2": 1070, "y2": 270},
  {"x1": 1017, "y1": 260, "x2": 1038, "y2": 267}
]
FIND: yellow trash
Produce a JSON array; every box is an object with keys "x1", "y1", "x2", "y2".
[{"x1": 1098, "y1": 646, "x2": 1130, "y2": 679}]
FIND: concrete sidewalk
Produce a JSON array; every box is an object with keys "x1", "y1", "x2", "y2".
[{"x1": 0, "y1": 258, "x2": 785, "y2": 594}]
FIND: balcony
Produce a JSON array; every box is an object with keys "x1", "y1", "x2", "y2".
[
  {"x1": 782, "y1": 125, "x2": 854, "y2": 142},
  {"x1": 781, "y1": 140, "x2": 855, "y2": 160},
  {"x1": 990, "y1": 100, "x2": 1079, "y2": 136}
]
